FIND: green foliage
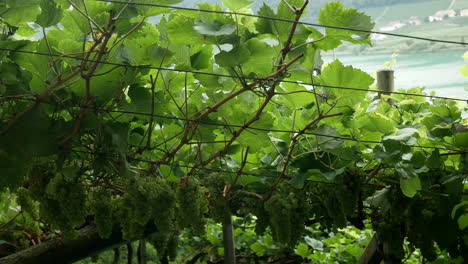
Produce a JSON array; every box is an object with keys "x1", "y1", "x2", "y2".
[
  {"x1": 222, "y1": 0, "x2": 253, "y2": 11},
  {"x1": 0, "y1": 0, "x2": 466, "y2": 263},
  {"x1": 318, "y1": 1, "x2": 374, "y2": 45},
  {"x1": 36, "y1": 0, "x2": 62, "y2": 28}
]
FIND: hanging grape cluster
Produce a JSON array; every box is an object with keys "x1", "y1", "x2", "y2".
[
  {"x1": 117, "y1": 176, "x2": 176, "y2": 240},
  {"x1": 335, "y1": 171, "x2": 362, "y2": 217},
  {"x1": 369, "y1": 187, "x2": 409, "y2": 259},
  {"x1": 250, "y1": 199, "x2": 270, "y2": 235},
  {"x1": 264, "y1": 189, "x2": 308, "y2": 246},
  {"x1": 21, "y1": 169, "x2": 87, "y2": 237},
  {"x1": 202, "y1": 173, "x2": 232, "y2": 223},
  {"x1": 16, "y1": 187, "x2": 38, "y2": 219},
  {"x1": 88, "y1": 188, "x2": 115, "y2": 239},
  {"x1": 176, "y1": 179, "x2": 208, "y2": 235}
]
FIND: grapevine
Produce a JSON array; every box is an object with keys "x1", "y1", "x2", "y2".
[
  {"x1": 176, "y1": 179, "x2": 208, "y2": 235},
  {"x1": 0, "y1": 0, "x2": 466, "y2": 262},
  {"x1": 88, "y1": 188, "x2": 115, "y2": 239},
  {"x1": 117, "y1": 176, "x2": 176, "y2": 240},
  {"x1": 264, "y1": 188, "x2": 308, "y2": 246}
]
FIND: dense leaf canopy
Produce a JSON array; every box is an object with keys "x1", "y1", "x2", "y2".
[{"x1": 0, "y1": 0, "x2": 467, "y2": 263}]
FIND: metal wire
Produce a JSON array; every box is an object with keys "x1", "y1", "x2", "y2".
[
  {"x1": 2, "y1": 96, "x2": 466, "y2": 153},
  {"x1": 99, "y1": 0, "x2": 468, "y2": 46},
  {"x1": 0, "y1": 47, "x2": 466, "y2": 102}
]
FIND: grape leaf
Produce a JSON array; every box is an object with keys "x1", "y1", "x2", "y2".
[
  {"x1": 320, "y1": 60, "x2": 374, "y2": 102},
  {"x1": 400, "y1": 176, "x2": 422, "y2": 198},
  {"x1": 359, "y1": 113, "x2": 396, "y2": 135},
  {"x1": 367, "y1": 188, "x2": 391, "y2": 212},
  {"x1": 1, "y1": 0, "x2": 40, "y2": 26},
  {"x1": 166, "y1": 16, "x2": 205, "y2": 44},
  {"x1": 396, "y1": 163, "x2": 422, "y2": 198},
  {"x1": 318, "y1": 1, "x2": 374, "y2": 44},
  {"x1": 132, "y1": 0, "x2": 183, "y2": 16},
  {"x1": 222, "y1": 0, "x2": 253, "y2": 11},
  {"x1": 215, "y1": 44, "x2": 250, "y2": 67},
  {"x1": 190, "y1": 45, "x2": 213, "y2": 70},
  {"x1": 453, "y1": 132, "x2": 468, "y2": 148},
  {"x1": 242, "y1": 38, "x2": 276, "y2": 75},
  {"x1": 295, "y1": 243, "x2": 311, "y2": 258},
  {"x1": 255, "y1": 3, "x2": 277, "y2": 36},
  {"x1": 457, "y1": 215, "x2": 468, "y2": 230},
  {"x1": 304, "y1": 236, "x2": 324, "y2": 250},
  {"x1": 36, "y1": 0, "x2": 62, "y2": 28},
  {"x1": 383, "y1": 128, "x2": 419, "y2": 142},
  {"x1": 193, "y1": 20, "x2": 236, "y2": 36},
  {"x1": 128, "y1": 85, "x2": 152, "y2": 114}
]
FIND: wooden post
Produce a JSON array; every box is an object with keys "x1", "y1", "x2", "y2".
[
  {"x1": 137, "y1": 239, "x2": 146, "y2": 264},
  {"x1": 358, "y1": 234, "x2": 383, "y2": 264},
  {"x1": 127, "y1": 243, "x2": 133, "y2": 264},
  {"x1": 377, "y1": 68, "x2": 394, "y2": 100},
  {"x1": 222, "y1": 213, "x2": 236, "y2": 264}
]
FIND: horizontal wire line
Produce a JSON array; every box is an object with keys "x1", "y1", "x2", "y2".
[
  {"x1": 70, "y1": 149, "x2": 381, "y2": 188},
  {"x1": 72, "y1": 149, "x2": 468, "y2": 197},
  {"x1": 2, "y1": 96, "x2": 466, "y2": 153},
  {"x1": 99, "y1": 0, "x2": 468, "y2": 46},
  {"x1": 105, "y1": 109, "x2": 468, "y2": 153},
  {"x1": 1, "y1": 47, "x2": 467, "y2": 102}
]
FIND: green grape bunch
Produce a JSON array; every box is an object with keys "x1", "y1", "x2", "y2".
[{"x1": 176, "y1": 179, "x2": 208, "y2": 235}]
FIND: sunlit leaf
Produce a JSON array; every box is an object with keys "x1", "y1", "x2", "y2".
[{"x1": 222, "y1": 0, "x2": 253, "y2": 11}]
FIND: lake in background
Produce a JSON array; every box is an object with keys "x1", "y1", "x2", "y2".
[{"x1": 324, "y1": 51, "x2": 468, "y2": 99}]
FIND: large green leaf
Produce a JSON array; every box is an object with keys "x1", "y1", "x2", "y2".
[
  {"x1": 128, "y1": 85, "x2": 152, "y2": 115},
  {"x1": 255, "y1": 3, "x2": 277, "y2": 36},
  {"x1": 190, "y1": 45, "x2": 213, "y2": 70},
  {"x1": 222, "y1": 0, "x2": 253, "y2": 11},
  {"x1": 358, "y1": 113, "x2": 396, "y2": 135},
  {"x1": 193, "y1": 20, "x2": 236, "y2": 36},
  {"x1": 314, "y1": 125, "x2": 343, "y2": 150},
  {"x1": 242, "y1": 38, "x2": 276, "y2": 76},
  {"x1": 1, "y1": 0, "x2": 40, "y2": 26},
  {"x1": 453, "y1": 132, "x2": 468, "y2": 148},
  {"x1": 318, "y1": 1, "x2": 374, "y2": 44},
  {"x1": 383, "y1": 127, "x2": 419, "y2": 142},
  {"x1": 215, "y1": 44, "x2": 250, "y2": 67},
  {"x1": 0, "y1": 153, "x2": 29, "y2": 191},
  {"x1": 166, "y1": 15, "x2": 206, "y2": 44},
  {"x1": 320, "y1": 60, "x2": 374, "y2": 102},
  {"x1": 131, "y1": 0, "x2": 183, "y2": 16},
  {"x1": 395, "y1": 164, "x2": 422, "y2": 198},
  {"x1": 36, "y1": 0, "x2": 62, "y2": 28},
  {"x1": 236, "y1": 112, "x2": 275, "y2": 152},
  {"x1": 0, "y1": 106, "x2": 58, "y2": 157},
  {"x1": 115, "y1": 24, "x2": 161, "y2": 65},
  {"x1": 457, "y1": 214, "x2": 468, "y2": 230},
  {"x1": 400, "y1": 176, "x2": 422, "y2": 198}
]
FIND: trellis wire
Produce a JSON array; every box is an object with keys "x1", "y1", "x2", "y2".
[
  {"x1": 0, "y1": 47, "x2": 467, "y2": 103},
  {"x1": 70, "y1": 149, "x2": 383, "y2": 189},
  {"x1": 99, "y1": 0, "x2": 468, "y2": 46},
  {"x1": 2, "y1": 96, "x2": 467, "y2": 154}
]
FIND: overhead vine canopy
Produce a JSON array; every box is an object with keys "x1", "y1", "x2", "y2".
[{"x1": 0, "y1": 0, "x2": 467, "y2": 263}]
